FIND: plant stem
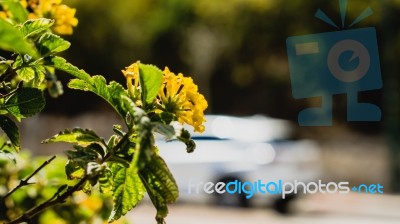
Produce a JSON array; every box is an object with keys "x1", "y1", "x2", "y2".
[
  {"x1": 1, "y1": 155, "x2": 56, "y2": 202},
  {"x1": 6, "y1": 177, "x2": 88, "y2": 224}
]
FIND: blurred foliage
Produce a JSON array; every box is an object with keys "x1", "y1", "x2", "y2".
[
  {"x1": 0, "y1": 150, "x2": 127, "y2": 224},
  {"x1": 56, "y1": 0, "x2": 400, "y2": 134}
]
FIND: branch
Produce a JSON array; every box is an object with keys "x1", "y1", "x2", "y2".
[
  {"x1": 1, "y1": 155, "x2": 56, "y2": 201},
  {"x1": 6, "y1": 176, "x2": 88, "y2": 224}
]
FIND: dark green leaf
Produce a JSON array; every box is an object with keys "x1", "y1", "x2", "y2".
[
  {"x1": 64, "y1": 144, "x2": 104, "y2": 179},
  {"x1": 139, "y1": 154, "x2": 179, "y2": 224},
  {"x1": 21, "y1": 18, "x2": 54, "y2": 38},
  {"x1": 36, "y1": 32, "x2": 70, "y2": 56},
  {"x1": 0, "y1": 19, "x2": 38, "y2": 57},
  {"x1": 0, "y1": 115, "x2": 19, "y2": 150},
  {"x1": 5, "y1": 87, "x2": 45, "y2": 121},
  {"x1": 65, "y1": 145, "x2": 99, "y2": 163},
  {"x1": 177, "y1": 129, "x2": 196, "y2": 153},
  {"x1": 42, "y1": 128, "x2": 103, "y2": 146},
  {"x1": 109, "y1": 163, "x2": 146, "y2": 222},
  {"x1": 138, "y1": 63, "x2": 163, "y2": 104}
]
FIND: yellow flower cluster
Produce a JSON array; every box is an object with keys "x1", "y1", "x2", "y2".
[
  {"x1": 122, "y1": 63, "x2": 208, "y2": 133},
  {"x1": 0, "y1": 0, "x2": 78, "y2": 35},
  {"x1": 27, "y1": 0, "x2": 78, "y2": 35},
  {"x1": 158, "y1": 67, "x2": 208, "y2": 133}
]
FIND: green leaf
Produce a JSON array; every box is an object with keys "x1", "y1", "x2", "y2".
[
  {"x1": 5, "y1": 87, "x2": 45, "y2": 121},
  {"x1": 42, "y1": 128, "x2": 103, "y2": 147},
  {"x1": 44, "y1": 56, "x2": 92, "y2": 82},
  {"x1": 21, "y1": 18, "x2": 54, "y2": 38},
  {"x1": 68, "y1": 76, "x2": 129, "y2": 118},
  {"x1": 65, "y1": 160, "x2": 85, "y2": 180},
  {"x1": 16, "y1": 66, "x2": 35, "y2": 81},
  {"x1": 0, "y1": 115, "x2": 19, "y2": 150},
  {"x1": 122, "y1": 96, "x2": 154, "y2": 169},
  {"x1": 139, "y1": 154, "x2": 179, "y2": 224},
  {"x1": 36, "y1": 32, "x2": 71, "y2": 56},
  {"x1": 63, "y1": 144, "x2": 105, "y2": 180},
  {"x1": 138, "y1": 63, "x2": 162, "y2": 104},
  {"x1": 0, "y1": 60, "x2": 12, "y2": 75},
  {"x1": 0, "y1": 19, "x2": 38, "y2": 57},
  {"x1": 0, "y1": 1, "x2": 28, "y2": 24},
  {"x1": 99, "y1": 167, "x2": 113, "y2": 194},
  {"x1": 109, "y1": 163, "x2": 146, "y2": 222},
  {"x1": 32, "y1": 65, "x2": 46, "y2": 86}
]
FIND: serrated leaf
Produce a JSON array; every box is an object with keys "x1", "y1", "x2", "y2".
[
  {"x1": 68, "y1": 79, "x2": 88, "y2": 90},
  {"x1": 44, "y1": 56, "x2": 92, "y2": 82},
  {"x1": 139, "y1": 64, "x2": 162, "y2": 104},
  {"x1": 65, "y1": 145, "x2": 99, "y2": 163},
  {"x1": 21, "y1": 18, "x2": 54, "y2": 38},
  {"x1": 36, "y1": 32, "x2": 70, "y2": 56},
  {"x1": 0, "y1": 19, "x2": 38, "y2": 57},
  {"x1": 42, "y1": 128, "x2": 103, "y2": 146},
  {"x1": 5, "y1": 87, "x2": 45, "y2": 121},
  {"x1": 0, "y1": 2, "x2": 28, "y2": 24},
  {"x1": 109, "y1": 163, "x2": 146, "y2": 222},
  {"x1": 68, "y1": 76, "x2": 128, "y2": 118},
  {"x1": 0, "y1": 115, "x2": 19, "y2": 150},
  {"x1": 139, "y1": 154, "x2": 179, "y2": 224}
]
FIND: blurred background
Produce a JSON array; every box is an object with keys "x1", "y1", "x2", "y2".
[{"x1": 18, "y1": 0, "x2": 400, "y2": 223}]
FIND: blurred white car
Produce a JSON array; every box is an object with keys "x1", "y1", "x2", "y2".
[{"x1": 157, "y1": 115, "x2": 322, "y2": 212}]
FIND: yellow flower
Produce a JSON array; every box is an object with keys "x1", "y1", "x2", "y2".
[
  {"x1": 157, "y1": 67, "x2": 208, "y2": 132},
  {"x1": 0, "y1": 11, "x2": 8, "y2": 20},
  {"x1": 121, "y1": 62, "x2": 142, "y2": 106},
  {"x1": 27, "y1": 0, "x2": 78, "y2": 35},
  {"x1": 122, "y1": 62, "x2": 208, "y2": 132},
  {"x1": 51, "y1": 4, "x2": 78, "y2": 35}
]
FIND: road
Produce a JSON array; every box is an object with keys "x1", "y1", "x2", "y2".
[{"x1": 128, "y1": 193, "x2": 400, "y2": 224}]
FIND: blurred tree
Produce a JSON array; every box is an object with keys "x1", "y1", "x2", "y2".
[
  {"x1": 56, "y1": 0, "x2": 390, "y2": 133},
  {"x1": 49, "y1": 0, "x2": 400, "y2": 193}
]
